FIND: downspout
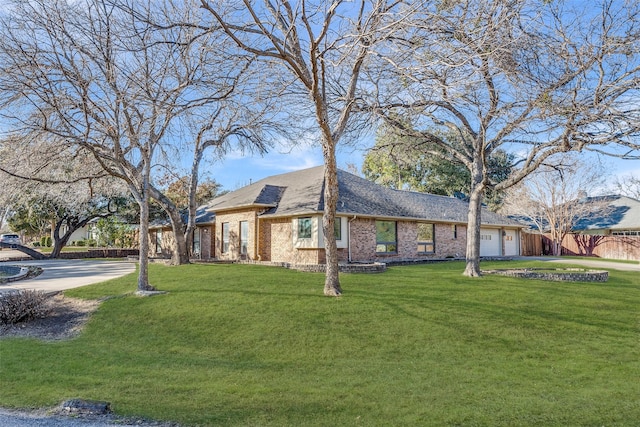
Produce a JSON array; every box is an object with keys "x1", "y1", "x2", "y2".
[{"x1": 348, "y1": 215, "x2": 357, "y2": 263}]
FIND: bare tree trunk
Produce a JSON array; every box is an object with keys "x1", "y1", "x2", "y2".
[
  {"x1": 464, "y1": 158, "x2": 485, "y2": 277},
  {"x1": 49, "y1": 220, "x2": 68, "y2": 259},
  {"x1": 322, "y1": 145, "x2": 342, "y2": 296},
  {"x1": 149, "y1": 186, "x2": 190, "y2": 265},
  {"x1": 185, "y1": 145, "x2": 205, "y2": 258},
  {"x1": 137, "y1": 174, "x2": 155, "y2": 292},
  {"x1": 166, "y1": 209, "x2": 190, "y2": 265}
]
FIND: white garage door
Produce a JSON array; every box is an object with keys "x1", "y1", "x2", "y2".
[
  {"x1": 480, "y1": 228, "x2": 501, "y2": 256},
  {"x1": 504, "y1": 229, "x2": 519, "y2": 256}
]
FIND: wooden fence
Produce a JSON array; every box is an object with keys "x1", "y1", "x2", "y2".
[{"x1": 520, "y1": 232, "x2": 640, "y2": 261}]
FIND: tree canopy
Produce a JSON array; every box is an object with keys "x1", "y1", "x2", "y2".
[{"x1": 363, "y1": 123, "x2": 514, "y2": 211}]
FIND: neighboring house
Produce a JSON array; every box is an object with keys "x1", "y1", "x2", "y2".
[
  {"x1": 573, "y1": 195, "x2": 640, "y2": 236},
  {"x1": 205, "y1": 166, "x2": 523, "y2": 265},
  {"x1": 561, "y1": 195, "x2": 640, "y2": 260},
  {"x1": 149, "y1": 206, "x2": 215, "y2": 259}
]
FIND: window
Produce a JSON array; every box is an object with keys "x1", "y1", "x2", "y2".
[
  {"x1": 240, "y1": 221, "x2": 249, "y2": 255},
  {"x1": 222, "y1": 223, "x2": 230, "y2": 253},
  {"x1": 376, "y1": 220, "x2": 397, "y2": 253},
  {"x1": 155, "y1": 230, "x2": 162, "y2": 254},
  {"x1": 298, "y1": 217, "x2": 312, "y2": 239},
  {"x1": 334, "y1": 218, "x2": 342, "y2": 240},
  {"x1": 417, "y1": 223, "x2": 435, "y2": 253},
  {"x1": 193, "y1": 229, "x2": 201, "y2": 256},
  {"x1": 613, "y1": 230, "x2": 639, "y2": 236},
  {"x1": 452, "y1": 224, "x2": 458, "y2": 239}
]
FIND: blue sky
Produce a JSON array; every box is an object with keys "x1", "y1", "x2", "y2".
[
  {"x1": 204, "y1": 140, "x2": 640, "y2": 195},
  {"x1": 204, "y1": 141, "x2": 370, "y2": 191}
]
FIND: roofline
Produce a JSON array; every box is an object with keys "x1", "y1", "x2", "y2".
[
  {"x1": 207, "y1": 203, "x2": 276, "y2": 213},
  {"x1": 258, "y1": 211, "x2": 524, "y2": 228}
]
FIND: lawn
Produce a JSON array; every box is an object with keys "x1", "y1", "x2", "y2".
[{"x1": 1, "y1": 261, "x2": 639, "y2": 426}]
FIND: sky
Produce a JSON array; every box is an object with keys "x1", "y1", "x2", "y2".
[
  {"x1": 205, "y1": 138, "x2": 640, "y2": 196},
  {"x1": 204, "y1": 140, "x2": 370, "y2": 192}
]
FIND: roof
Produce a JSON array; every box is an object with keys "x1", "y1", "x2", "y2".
[
  {"x1": 207, "y1": 166, "x2": 521, "y2": 227},
  {"x1": 150, "y1": 205, "x2": 215, "y2": 229},
  {"x1": 573, "y1": 195, "x2": 640, "y2": 231}
]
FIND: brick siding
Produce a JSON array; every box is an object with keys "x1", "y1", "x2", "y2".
[
  {"x1": 215, "y1": 209, "x2": 258, "y2": 261},
  {"x1": 348, "y1": 218, "x2": 467, "y2": 263},
  {"x1": 148, "y1": 225, "x2": 214, "y2": 259}
]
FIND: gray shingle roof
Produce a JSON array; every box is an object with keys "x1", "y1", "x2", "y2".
[
  {"x1": 573, "y1": 195, "x2": 640, "y2": 231},
  {"x1": 150, "y1": 205, "x2": 215, "y2": 229},
  {"x1": 206, "y1": 166, "x2": 521, "y2": 227}
]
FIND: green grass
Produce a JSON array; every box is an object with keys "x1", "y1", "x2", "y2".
[{"x1": 1, "y1": 261, "x2": 639, "y2": 426}]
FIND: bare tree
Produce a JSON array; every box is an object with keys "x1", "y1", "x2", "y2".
[
  {"x1": 199, "y1": 0, "x2": 409, "y2": 296},
  {"x1": 371, "y1": 0, "x2": 640, "y2": 276},
  {"x1": 615, "y1": 174, "x2": 640, "y2": 200},
  {"x1": 0, "y1": 0, "x2": 259, "y2": 289},
  {"x1": 500, "y1": 155, "x2": 611, "y2": 256},
  {"x1": 0, "y1": 0, "x2": 194, "y2": 290},
  {"x1": 0, "y1": 136, "x2": 128, "y2": 258}
]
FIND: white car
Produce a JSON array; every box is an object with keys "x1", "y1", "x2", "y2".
[{"x1": 0, "y1": 233, "x2": 20, "y2": 249}]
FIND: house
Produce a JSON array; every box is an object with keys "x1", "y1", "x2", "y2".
[
  {"x1": 205, "y1": 166, "x2": 523, "y2": 265},
  {"x1": 573, "y1": 195, "x2": 640, "y2": 236},
  {"x1": 559, "y1": 195, "x2": 640, "y2": 260},
  {"x1": 150, "y1": 206, "x2": 215, "y2": 259}
]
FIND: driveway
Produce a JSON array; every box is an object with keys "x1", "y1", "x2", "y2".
[
  {"x1": 0, "y1": 259, "x2": 136, "y2": 294},
  {"x1": 514, "y1": 256, "x2": 640, "y2": 272}
]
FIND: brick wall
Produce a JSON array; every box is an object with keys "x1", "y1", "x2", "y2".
[
  {"x1": 149, "y1": 226, "x2": 214, "y2": 259},
  {"x1": 436, "y1": 223, "x2": 467, "y2": 258},
  {"x1": 214, "y1": 213, "x2": 504, "y2": 265},
  {"x1": 148, "y1": 228, "x2": 173, "y2": 258},
  {"x1": 197, "y1": 225, "x2": 213, "y2": 259},
  {"x1": 215, "y1": 209, "x2": 258, "y2": 261},
  {"x1": 348, "y1": 219, "x2": 466, "y2": 263},
  {"x1": 259, "y1": 217, "x2": 324, "y2": 264}
]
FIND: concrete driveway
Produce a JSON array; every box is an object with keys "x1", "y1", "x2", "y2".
[
  {"x1": 514, "y1": 256, "x2": 640, "y2": 272},
  {"x1": 0, "y1": 259, "x2": 136, "y2": 294}
]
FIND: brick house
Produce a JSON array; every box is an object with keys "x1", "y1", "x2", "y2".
[
  {"x1": 149, "y1": 206, "x2": 215, "y2": 259},
  {"x1": 206, "y1": 166, "x2": 523, "y2": 265}
]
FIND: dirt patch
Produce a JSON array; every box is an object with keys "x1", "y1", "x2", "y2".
[{"x1": 0, "y1": 293, "x2": 100, "y2": 341}]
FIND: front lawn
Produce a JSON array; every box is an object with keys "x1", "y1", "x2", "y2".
[{"x1": 1, "y1": 261, "x2": 639, "y2": 426}]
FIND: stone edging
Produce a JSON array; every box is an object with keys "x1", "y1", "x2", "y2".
[
  {"x1": 236, "y1": 260, "x2": 387, "y2": 274},
  {"x1": 0, "y1": 265, "x2": 32, "y2": 284},
  {"x1": 482, "y1": 268, "x2": 609, "y2": 282}
]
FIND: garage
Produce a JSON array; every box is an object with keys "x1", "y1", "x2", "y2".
[
  {"x1": 480, "y1": 228, "x2": 501, "y2": 256},
  {"x1": 503, "y1": 229, "x2": 519, "y2": 256}
]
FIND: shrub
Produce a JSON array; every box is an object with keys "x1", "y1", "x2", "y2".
[
  {"x1": 77, "y1": 240, "x2": 87, "y2": 247},
  {"x1": 45, "y1": 236, "x2": 52, "y2": 247},
  {"x1": 32, "y1": 241, "x2": 41, "y2": 247},
  {"x1": 40, "y1": 236, "x2": 47, "y2": 247},
  {"x1": 0, "y1": 290, "x2": 51, "y2": 325},
  {"x1": 87, "y1": 239, "x2": 97, "y2": 247}
]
